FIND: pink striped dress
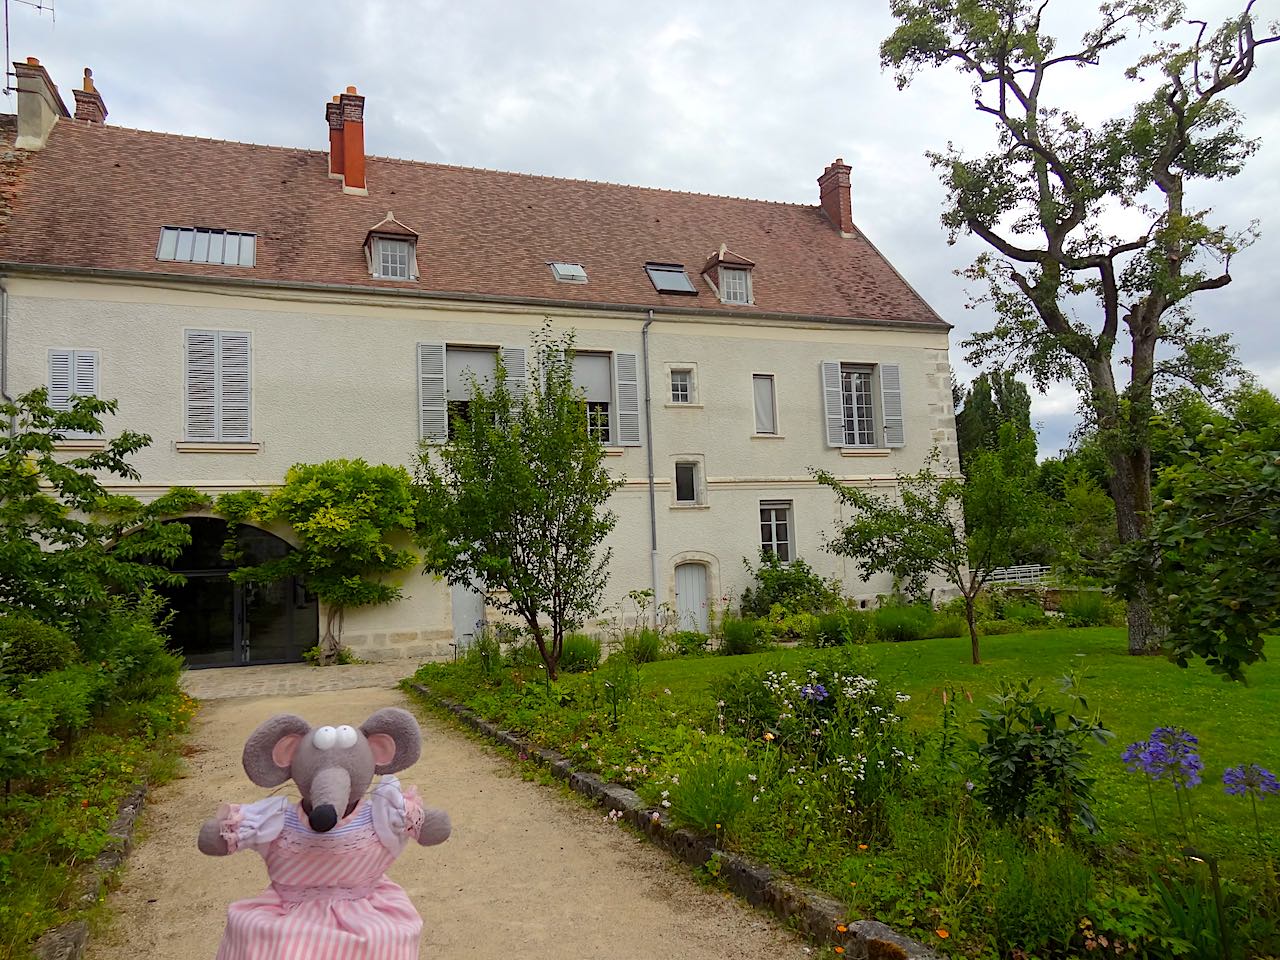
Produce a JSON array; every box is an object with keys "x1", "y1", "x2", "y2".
[{"x1": 214, "y1": 776, "x2": 427, "y2": 960}]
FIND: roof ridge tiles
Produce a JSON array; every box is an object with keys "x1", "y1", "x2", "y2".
[{"x1": 70, "y1": 120, "x2": 815, "y2": 210}]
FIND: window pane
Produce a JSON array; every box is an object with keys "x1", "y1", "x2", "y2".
[
  {"x1": 207, "y1": 231, "x2": 225, "y2": 264},
  {"x1": 157, "y1": 228, "x2": 179, "y2": 261},
  {"x1": 222, "y1": 233, "x2": 240, "y2": 266},
  {"x1": 239, "y1": 234, "x2": 256, "y2": 267},
  {"x1": 192, "y1": 230, "x2": 211, "y2": 263},
  {"x1": 174, "y1": 229, "x2": 194, "y2": 261},
  {"x1": 573, "y1": 354, "x2": 613, "y2": 403},
  {"x1": 550, "y1": 262, "x2": 588, "y2": 283},
  {"x1": 671, "y1": 370, "x2": 691, "y2": 403},
  {"x1": 753, "y1": 375, "x2": 775, "y2": 433},
  {"x1": 446, "y1": 347, "x2": 499, "y2": 400},
  {"x1": 721, "y1": 268, "x2": 749, "y2": 303},
  {"x1": 645, "y1": 264, "x2": 697, "y2": 294},
  {"x1": 675, "y1": 463, "x2": 696, "y2": 502},
  {"x1": 586, "y1": 401, "x2": 611, "y2": 443},
  {"x1": 841, "y1": 368, "x2": 875, "y2": 445}
]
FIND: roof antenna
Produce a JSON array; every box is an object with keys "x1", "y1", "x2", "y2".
[{"x1": 4, "y1": 0, "x2": 56, "y2": 97}]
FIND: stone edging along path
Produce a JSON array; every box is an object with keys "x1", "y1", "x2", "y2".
[
  {"x1": 33, "y1": 784, "x2": 149, "y2": 960},
  {"x1": 406, "y1": 682, "x2": 940, "y2": 960}
]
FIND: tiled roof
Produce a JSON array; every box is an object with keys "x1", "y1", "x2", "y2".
[{"x1": 0, "y1": 119, "x2": 945, "y2": 327}]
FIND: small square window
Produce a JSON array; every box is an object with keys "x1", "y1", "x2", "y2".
[
  {"x1": 670, "y1": 369, "x2": 693, "y2": 404},
  {"x1": 720, "y1": 267, "x2": 751, "y2": 304},
  {"x1": 550, "y1": 262, "x2": 588, "y2": 283},
  {"x1": 675, "y1": 462, "x2": 699, "y2": 503},
  {"x1": 645, "y1": 263, "x2": 697, "y2": 295},
  {"x1": 375, "y1": 237, "x2": 414, "y2": 280}
]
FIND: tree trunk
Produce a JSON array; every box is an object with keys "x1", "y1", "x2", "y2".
[
  {"x1": 964, "y1": 593, "x2": 981, "y2": 665},
  {"x1": 528, "y1": 619, "x2": 558, "y2": 681},
  {"x1": 1104, "y1": 439, "x2": 1165, "y2": 655},
  {"x1": 320, "y1": 606, "x2": 344, "y2": 665}
]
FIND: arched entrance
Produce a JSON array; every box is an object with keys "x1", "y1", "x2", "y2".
[{"x1": 157, "y1": 518, "x2": 318, "y2": 668}]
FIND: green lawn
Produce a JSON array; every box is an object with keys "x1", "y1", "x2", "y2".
[{"x1": 642, "y1": 629, "x2": 1279, "y2": 855}]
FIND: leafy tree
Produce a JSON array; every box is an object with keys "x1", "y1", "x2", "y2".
[
  {"x1": 0, "y1": 389, "x2": 204, "y2": 638},
  {"x1": 1118, "y1": 387, "x2": 1280, "y2": 680},
  {"x1": 817, "y1": 425, "x2": 1049, "y2": 664},
  {"x1": 955, "y1": 370, "x2": 1033, "y2": 470},
  {"x1": 413, "y1": 326, "x2": 622, "y2": 680},
  {"x1": 882, "y1": 1, "x2": 1277, "y2": 654},
  {"x1": 216, "y1": 460, "x2": 418, "y2": 664}
]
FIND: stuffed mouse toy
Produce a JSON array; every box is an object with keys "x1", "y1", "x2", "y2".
[{"x1": 198, "y1": 707, "x2": 450, "y2": 960}]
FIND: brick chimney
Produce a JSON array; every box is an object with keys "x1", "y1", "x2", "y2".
[
  {"x1": 339, "y1": 86, "x2": 367, "y2": 195},
  {"x1": 326, "y1": 96, "x2": 345, "y2": 180},
  {"x1": 72, "y1": 67, "x2": 108, "y2": 124},
  {"x1": 818, "y1": 158, "x2": 853, "y2": 236},
  {"x1": 12, "y1": 57, "x2": 70, "y2": 150}
]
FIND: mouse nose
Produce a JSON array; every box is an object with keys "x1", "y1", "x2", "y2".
[{"x1": 309, "y1": 804, "x2": 338, "y2": 832}]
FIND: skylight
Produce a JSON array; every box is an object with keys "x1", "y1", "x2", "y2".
[
  {"x1": 645, "y1": 263, "x2": 697, "y2": 295},
  {"x1": 550, "y1": 262, "x2": 588, "y2": 284},
  {"x1": 157, "y1": 227, "x2": 256, "y2": 267}
]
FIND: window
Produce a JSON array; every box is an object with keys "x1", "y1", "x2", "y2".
[
  {"x1": 549, "y1": 262, "x2": 588, "y2": 283},
  {"x1": 418, "y1": 343, "x2": 526, "y2": 442},
  {"x1": 446, "y1": 346, "x2": 498, "y2": 433},
  {"x1": 644, "y1": 262, "x2": 697, "y2": 295},
  {"x1": 760, "y1": 501, "x2": 793, "y2": 562},
  {"x1": 841, "y1": 365, "x2": 876, "y2": 446},
  {"x1": 48, "y1": 349, "x2": 99, "y2": 438},
  {"x1": 157, "y1": 227, "x2": 256, "y2": 267},
  {"x1": 675, "y1": 461, "x2": 699, "y2": 504},
  {"x1": 670, "y1": 369, "x2": 693, "y2": 404},
  {"x1": 374, "y1": 237, "x2": 414, "y2": 279},
  {"x1": 574, "y1": 353, "x2": 613, "y2": 443},
  {"x1": 185, "y1": 330, "x2": 251, "y2": 442},
  {"x1": 753, "y1": 374, "x2": 776, "y2": 434},
  {"x1": 719, "y1": 267, "x2": 752, "y2": 304}
]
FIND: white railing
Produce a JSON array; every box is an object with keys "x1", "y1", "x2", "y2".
[{"x1": 981, "y1": 563, "x2": 1053, "y2": 586}]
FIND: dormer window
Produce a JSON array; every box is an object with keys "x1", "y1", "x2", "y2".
[
  {"x1": 645, "y1": 263, "x2": 697, "y2": 295},
  {"x1": 701, "y1": 244, "x2": 755, "y2": 304},
  {"x1": 364, "y1": 211, "x2": 420, "y2": 281}
]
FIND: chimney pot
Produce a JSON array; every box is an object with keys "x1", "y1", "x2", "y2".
[
  {"x1": 26, "y1": 56, "x2": 39, "y2": 65},
  {"x1": 72, "y1": 66, "x2": 108, "y2": 124},
  {"x1": 818, "y1": 157, "x2": 854, "y2": 236},
  {"x1": 346, "y1": 85, "x2": 358, "y2": 94}
]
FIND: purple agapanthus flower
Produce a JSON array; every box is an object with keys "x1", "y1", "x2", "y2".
[
  {"x1": 1122, "y1": 726, "x2": 1203, "y2": 789},
  {"x1": 799, "y1": 683, "x2": 829, "y2": 703},
  {"x1": 1223, "y1": 764, "x2": 1280, "y2": 798}
]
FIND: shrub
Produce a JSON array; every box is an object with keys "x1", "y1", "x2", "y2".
[
  {"x1": 978, "y1": 619, "x2": 1025, "y2": 636},
  {"x1": 659, "y1": 740, "x2": 752, "y2": 837},
  {"x1": 807, "y1": 609, "x2": 876, "y2": 647},
  {"x1": 924, "y1": 613, "x2": 967, "y2": 639},
  {"x1": 740, "y1": 551, "x2": 839, "y2": 617},
  {"x1": 873, "y1": 603, "x2": 933, "y2": 642},
  {"x1": 1001, "y1": 596, "x2": 1047, "y2": 624},
  {"x1": 560, "y1": 633, "x2": 602, "y2": 673},
  {"x1": 21, "y1": 664, "x2": 105, "y2": 740},
  {"x1": 0, "y1": 614, "x2": 79, "y2": 678},
  {"x1": 621, "y1": 628, "x2": 662, "y2": 665},
  {"x1": 303, "y1": 644, "x2": 361, "y2": 666},
  {"x1": 666, "y1": 630, "x2": 709, "y2": 658},
  {"x1": 1058, "y1": 590, "x2": 1115, "y2": 626},
  {"x1": 719, "y1": 615, "x2": 764, "y2": 656},
  {"x1": 987, "y1": 837, "x2": 1094, "y2": 956},
  {"x1": 96, "y1": 596, "x2": 183, "y2": 706}
]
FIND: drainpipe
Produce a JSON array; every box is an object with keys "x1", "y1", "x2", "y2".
[
  {"x1": 1, "y1": 279, "x2": 13, "y2": 435},
  {"x1": 641, "y1": 310, "x2": 659, "y2": 629}
]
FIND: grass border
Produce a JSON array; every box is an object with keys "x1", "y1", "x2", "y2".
[{"x1": 406, "y1": 680, "x2": 939, "y2": 960}]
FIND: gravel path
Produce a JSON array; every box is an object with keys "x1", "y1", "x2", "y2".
[{"x1": 87, "y1": 667, "x2": 811, "y2": 959}]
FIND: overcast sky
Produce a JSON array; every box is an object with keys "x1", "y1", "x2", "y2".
[{"x1": 6, "y1": 0, "x2": 1278, "y2": 457}]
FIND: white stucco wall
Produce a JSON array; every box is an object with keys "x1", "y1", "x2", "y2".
[{"x1": 8, "y1": 275, "x2": 959, "y2": 660}]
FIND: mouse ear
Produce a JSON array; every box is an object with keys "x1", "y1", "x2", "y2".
[
  {"x1": 359, "y1": 707, "x2": 422, "y2": 775},
  {"x1": 243, "y1": 714, "x2": 311, "y2": 786}
]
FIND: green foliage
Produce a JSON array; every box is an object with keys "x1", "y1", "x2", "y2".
[
  {"x1": 302, "y1": 644, "x2": 361, "y2": 666},
  {"x1": 925, "y1": 613, "x2": 967, "y2": 639},
  {"x1": 653, "y1": 738, "x2": 752, "y2": 837},
  {"x1": 739, "y1": 551, "x2": 839, "y2": 618},
  {"x1": 621, "y1": 628, "x2": 662, "y2": 665},
  {"x1": 1120, "y1": 386, "x2": 1280, "y2": 679},
  {"x1": 1057, "y1": 590, "x2": 1114, "y2": 627},
  {"x1": 718, "y1": 614, "x2": 764, "y2": 656},
  {"x1": 560, "y1": 633, "x2": 602, "y2": 673},
  {"x1": 874, "y1": 603, "x2": 933, "y2": 643},
  {"x1": 986, "y1": 838, "x2": 1093, "y2": 958},
  {"x1": 414, "y1": 324, "x2": 621, "y2": 680},
  {"x1": 217, "y1": 458, "x2": 417, "y2": 664},
  {"x1": 0, "y1": 389, "x2": 207, "y2": 639},
  {"x1": 954, "y1": 370, "x2": 1032, "y2": 473},
  {"x1": 973, "y1": 675, "x2": 1113, "y2": 832},
  {"x1": 665, "y1": 630, "x2": 709, "y2": 658},
  {"x1": 882, "y1": 0, "x2": 1276, "y2": 655},
  {"x1": 0, "y1": 614, "x2": 78, "y2": 677},
  {"x1": 820, "y1": 427, "x2": 1051, "y2": 664},
  {"x1": 807, "y1": 609, "x2": 874, "y2": 648}
]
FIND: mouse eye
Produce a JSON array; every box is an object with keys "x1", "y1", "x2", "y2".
[
  {"x1": 312, "y1": 726, "x2": 337, "y2": 750},
  {"x1": 335, "y1": 725, "x2": 358, "y2": 749}
]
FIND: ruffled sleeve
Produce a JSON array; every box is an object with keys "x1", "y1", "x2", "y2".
[
  {"x1": 371, "y1": 775, "x2": 426, "y2": 855},
  {"x1": 216, "y1": 796, "x2": 289, "y2": 855}
]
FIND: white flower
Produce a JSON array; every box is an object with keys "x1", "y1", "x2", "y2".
[
  {"x1": 748, "y1": 774, "x2": 758, "y2": 783},
  {"x1": 664, "y1": 688, "x2": 672, "y2": 695},
  {"x1": 661, "y1": 799, "x2": 671, "y2": 808},
  {"x1": 670, "y1": 775, "x2": 680, "y2": 785},
  {"x1": 660, "y1": 790, "x2": 669, "y2": 799}
]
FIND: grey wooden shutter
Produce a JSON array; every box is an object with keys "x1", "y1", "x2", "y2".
[
  {"x1": 218, "y1": 332, "x2": 252, "y2": 442},
  {"x1": 880, "y1": 363, "x2": 905, "y2": 447},
  {"x1": 821, "y1": 361, "x2": 844, "y2": 447},
  {"x1": 48, "y1": 350, "x2": 74, "y2": 411},
  {"x1": 72, "y1": 351, "x2": 98, "y2": 400},
  {"x1": 501, "y1": 346, "x2": 527, "y2": 400},
  {"x1": 614, "y1": 351, "x2": 641, "y2": 446},
  {"x1": 185, "y1": 331, "x2": 218, "y2": 440},
  {"x1": 418, "y1": 342, "x2": 448, "y2": 442}
]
